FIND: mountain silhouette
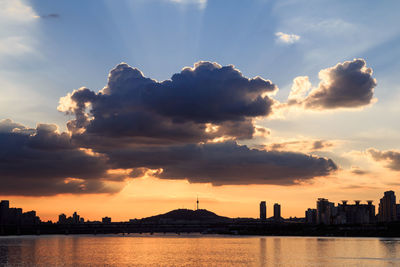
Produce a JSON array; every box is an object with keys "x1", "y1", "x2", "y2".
[{"x1": 140, "y1": 209, "x2": 231, "y2": 223}]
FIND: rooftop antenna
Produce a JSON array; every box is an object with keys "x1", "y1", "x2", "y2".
[{"x1": 197, "y1": 195, "x2": 199, "y2": 210}]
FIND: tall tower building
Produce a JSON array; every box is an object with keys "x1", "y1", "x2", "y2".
[
  {"x1": 260, "y1": 201, "x2": 266, "y2": 222},
  {"x1": 273, "y1": 203, "x2": 281, "y2": 221},
  {"x1": 72, "y1": 212, "x2": 80, "y2": 224},
  {"x1": 378, "y1": 191, "x2": 397, "y2": 222}
]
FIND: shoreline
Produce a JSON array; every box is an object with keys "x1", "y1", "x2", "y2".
[{"x1": 2, "y1": 222, "x2": 400, "y2": 238}]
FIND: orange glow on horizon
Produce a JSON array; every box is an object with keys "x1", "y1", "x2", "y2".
[{"x1": 4, "y1": 170, "x2": 400, "y2": 222}]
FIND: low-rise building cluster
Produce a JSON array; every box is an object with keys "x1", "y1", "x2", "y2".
[
  {"x1": 58, "y1": 212, "x2": 85, "y2": 224},
  {"x1": 305, "y1": 190, "x2": 400, "y2": 225}
]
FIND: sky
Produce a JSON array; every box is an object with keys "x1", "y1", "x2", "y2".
[{"x1": 1, "y1": 0, "x2": 400, "y2": 222}]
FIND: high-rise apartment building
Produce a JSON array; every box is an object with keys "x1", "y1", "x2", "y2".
[
  {"x1": 260, "y1": 201, "x2": 266, "y2": 222},
  {"x1": 316, "y1": 198, "x2": 334, "y2": 225},
  {"x1": 378, "y1": 191, "x2": 397, "y2": 222},
  {"x1": 273, "y1": 203, "x2": 281, "y2": 221}
]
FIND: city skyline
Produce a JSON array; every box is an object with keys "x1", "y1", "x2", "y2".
[
  {"x1": 2, "y1": 190, "x2": 400, "y2": 224},
  {"x1": 1, "y1": 0, "x2": 400, "y2": 222}
]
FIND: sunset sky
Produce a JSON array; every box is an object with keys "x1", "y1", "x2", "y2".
[{"x1": 1, "y1": 0, "x2": 400, "y2": 222}]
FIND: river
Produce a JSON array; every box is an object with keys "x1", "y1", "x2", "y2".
[{"x1": 1, "y1": 234, "x2": 400, "y2": 266}]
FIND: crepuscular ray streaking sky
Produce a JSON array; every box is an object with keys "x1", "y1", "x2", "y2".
[{"x1": 1, "y1": 0, "x2": 400, "y2": 221}]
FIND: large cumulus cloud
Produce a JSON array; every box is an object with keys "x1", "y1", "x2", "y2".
[
  {"x1": 0, "y1": 119, "x2": 123, "y2": 196},
  {"x1": 54, "y1": 61, "x2": 337, "y2": 184},
  {"x1": 288, "y1": 58, "x2": 377, "y2": 109},
  {"x1": 0, "y1": 61, "x2": 344, "y2": 196},
  {"x1": 59, "y1": 62, "x2": 277, "y2": 146}
]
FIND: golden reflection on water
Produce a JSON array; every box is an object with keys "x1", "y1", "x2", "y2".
[{"x1": 1, "y1": 235, "x2": 400, "y2": 266}]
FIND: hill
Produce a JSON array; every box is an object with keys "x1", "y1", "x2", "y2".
[{"x1": 140, "y1": 209, "x2": 231, "y2": 223}]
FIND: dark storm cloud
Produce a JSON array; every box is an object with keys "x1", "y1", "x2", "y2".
[
  {"x1": 104, "y1": 141, "x2": 337, "y2": 185},
  {"x1": 59, "y1": 62, "x2": 277, "y2": 146},
  {"x1": 367, "y1": 148, "x2": 400, "y2": 171},
  {"x1": 0, "y1": 120, "x2": 338, "y2": 195},
  {"x1": 288, "y1": 59, "x2": 377, "y2": 109},
  {"x1": 0, "y1": 119, "x2": 121, "y2": 196}
]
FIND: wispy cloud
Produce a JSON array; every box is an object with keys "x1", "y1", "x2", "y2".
[
  {"x1": 168, "y1": 0, "x2": 207, "y2": 9},
  {"x1": 39, "y1": 13, "x2": 60, "y2": 19},
  {"x1": 367, "y1": 148, "x2": 400, "y2": 171},
  {"x1": 0, "y1": 36, "x2": 33, "y2": 56},
  {"x1": 264, "y1": 139, "x2": 335, "y2": 153},
  {"x1": 0, "y1": 0, "x2": 38, "y2": 59},
  {"x1": 275, "y1": 32, "x2": 300, "y2": 44},
  {"x1": 0, "y1": 0, "x2": 38, "y2": 22}
]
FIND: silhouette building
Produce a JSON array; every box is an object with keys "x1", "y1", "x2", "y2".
[
  {"x1": 305, "y1": 208, "x2": 317, "y2": 224},
  {"x1": 316, "y1": 198, "x2": 334, "y2": 225},
  {"x1": 335, "y1": 200, "x2": 375, "y2": 224},
  {"x1": 73, "y1": 212, "x2": 80, "y2": 224},
  {"x1": 0, "y1": 200, "x2": 9, "y2": 210},
  {"x1": 58, "y1": 212, "x2": 83, "y2": 224},
  {"x1": 309, "y1": 198, "x2": 376, "y2": 225},
  {"x1": 0, "y1": 200, "x2": 10, "y2": 224},
  {"x1": 260, "y1": 201, "x2": 266, "y2": 222},
  {"x1": 273, "y1": 203, "x2": 281, "y2": 221},
  {"x1": 58, "y1": 213, "x2": 67, "y2": 224},
  {"x1": 378, "y1": 191, "x2": 397, "y2": 222},
  {"x1": 0, "y1": 200, "x2": 40, "y2": 225},
  {"x1": 396, "y1": 204, "x2": 400, "y2": 221},
  {"x1": 21, "y1": 211, "x2": 39, "y2": 225},
  {"x1": 102, "y1": 217, "x2": 112, "y2": 224}
]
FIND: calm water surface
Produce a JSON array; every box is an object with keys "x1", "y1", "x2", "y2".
[{"x1": 1, "y1": 234, "x2": 400, "y2": 266}]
